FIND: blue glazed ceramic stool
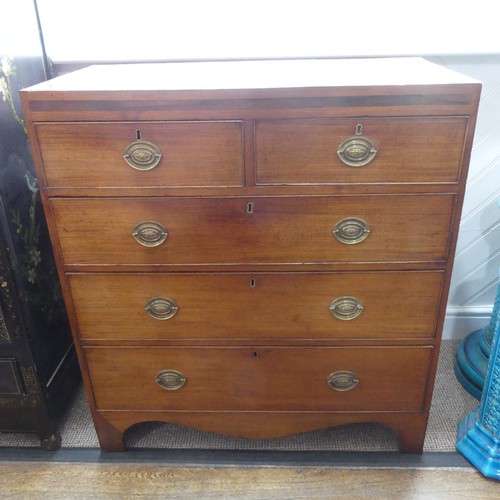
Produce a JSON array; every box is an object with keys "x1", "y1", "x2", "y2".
[
  {"x1": 457, "y1": 270, "x2": 500, "y2": 480},
  {"x1": 454, "y1": 310, "x2": 494, "y2": 399}
]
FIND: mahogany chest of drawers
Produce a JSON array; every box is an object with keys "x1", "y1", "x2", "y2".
[{"x1": 21, "y1": 58, "x2": 480, "y2": 452}]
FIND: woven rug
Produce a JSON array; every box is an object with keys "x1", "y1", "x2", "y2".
[{"x1": 0, "y1": 340, "x2": 479, "y2": 452}]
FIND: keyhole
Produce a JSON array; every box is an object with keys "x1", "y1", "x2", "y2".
[
  {"x1": 250, "y1": 278, "x2": 256, "y2": 287},
  {"x1": 247, "y1": 202, "x2": 254, "y2": 214},
  {"x1": 136, "y1": 130, "x2": 142, "y2": 140},
  {"x1": 355, "y1": 124, "x2": 363, "y2": 136},
  {"x1": 253, "y1": 351, "x2": 259, "y2": 358}
]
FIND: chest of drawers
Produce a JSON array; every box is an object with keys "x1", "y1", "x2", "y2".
[{"x1": 21, "y1": 58, "x2": 480, "y2": 453}]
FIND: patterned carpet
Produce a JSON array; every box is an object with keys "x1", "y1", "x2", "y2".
[{"x1": 0, "y1": 340, "x2": 479, "y2": 452}]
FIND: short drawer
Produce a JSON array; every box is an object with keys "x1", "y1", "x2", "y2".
[
  {"x1": 85, "y1": 346, "x2": 432, "y2": 412},
  {"x1": 52, "y1": 194, "x2": 455, "y2": 265},
  {"x1": 256, "y1": 117, "x2": 468, "y2": 185},
  {"x1": 35, "y1": 121, "x2": 244, "y2": 188},
  {"x1": 69, "y1": 271, "x2": 443, "y2": 341}
]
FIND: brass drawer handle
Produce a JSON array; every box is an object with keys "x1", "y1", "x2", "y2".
[
  {"x1": 329, "y1": 296, "x2": 364, "y2": 320},
  {"x1": 333, "y1": 217, "x2": 370, "y2": 245},
  {"x1": 145, "y1": 297, "x2": 179, "y2": 320},
  {"x1": 155, "y1": 370, "x2": 186, "y2": 390},
  {"x1": 123, "y1": 140, "x2": 162, "y2": 170},
  {"x1": 337, "y1": 123, "x2": 377, "y2": 167},
  {"x1": 132, "y1": 221, "x2": 168, "y2": 247},
  {"x1": 327, "y1": 371, "x2": 359, "y2": 391},
  {"x1": 337, "y1": 136, "x2": 377, "y2": 167}
]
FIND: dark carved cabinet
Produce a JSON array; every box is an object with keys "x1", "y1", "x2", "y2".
[
  {"x1": 0, "y1": 199, "x2": 79, "y2": 449},
  {"x1": 0, "y1": 4, "x2": 80, "y2": 449}
]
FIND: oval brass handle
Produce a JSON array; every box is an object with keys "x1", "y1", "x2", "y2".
[
  {"x1": 329, "y1": 296, "x2": 364, "y2": 320},
  {"x1": 333, "y1": 217, "x2": 370, "y2": 245},
  {"x1": 337, "y1": 136, "x2": 377, "y2": 167},
  {"x1": 132, "y1": 221, "x2": 168, "y2": 247},
  {"x1": 327, "y1": 371, "x2": 359, "y2": 391},
  {"x1": 123, "y1": 140, "x2": 162, "y2": 170},
  {"x1": 155, "y1": 370, "x2": 186, "y2": 391},
  {"x1": 145, "y1": 297, "x2": 179, "y2": 320}
]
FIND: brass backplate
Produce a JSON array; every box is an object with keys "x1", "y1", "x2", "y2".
[
  {"x1": 155, "y1": 370, "x2": 187, "y2": 390},
  {"x1": 123, "y1": 140, "x2": 162, "y2": 170},
  {"x1": 145, "y1": 297, "x2": 179, "y2": 320},
  {"x1": 132, "y1": 221, "x2": 168, "y2": 247},
  {"x1": 333, "y1": 217, "x2": 371, "y2": 245},
  {"x1": 329, "y1": 296, "x2": 364, "y2": 320},
  {"x1": 337, "y1": 136, "x2": 377, "y2": 167},
  {"x1": 327, "y1": 371, "x2": 359, "y2": 391}
]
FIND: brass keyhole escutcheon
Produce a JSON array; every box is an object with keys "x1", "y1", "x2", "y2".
[{"x1": 337, "y1": 124, "x2": 377, "y2": 168}]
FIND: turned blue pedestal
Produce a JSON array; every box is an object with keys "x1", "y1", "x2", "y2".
[
  {"x1": 457, "y1": 271, "x2": 500, "y2": 480},
  {"x1": 455, "y1": 326, "x2": 493, "y2": 399}
]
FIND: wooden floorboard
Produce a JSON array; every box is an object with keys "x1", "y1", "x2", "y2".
[
  {"x1": 0, "y1": 447, "x2": 473, "y2": 468},
  {"x1": 0, "y1": 462, "x2": 497, "y2": 499}
]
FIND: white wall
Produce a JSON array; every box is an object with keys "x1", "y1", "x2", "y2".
[
  {"x1": 431, "y1": 56, "x2": 500, "y2": 339},
  {"x1": 36, "y1": 0, "x2": 500, "y2": 62},
  {"x1": 30, "y1": 1, "x2": 500, "y2": 340}
]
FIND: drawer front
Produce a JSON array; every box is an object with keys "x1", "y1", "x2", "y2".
[
  {"x1": 35, "y1": 121, "x2": 244, "y2": 188},
  {"x1": 256, "y1": 117, "x2": 468, "y2": 185},
  {"x1": 52, "y1": 194, "x2": 455, "y2": 265},
  {"x1": 69, "y1": 271, "x2": 443, "y2": 341},
  {"x1": 85, "y1": 346, "x2": 432, "y2": 412}
]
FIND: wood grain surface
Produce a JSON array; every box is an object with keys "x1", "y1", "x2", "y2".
[
  {"x1": 20, "y1": 58, "x2": 481, "y2": 454},
  {"x1": 51, "y1": 194, "x2": 455, "y2": 266},
  {"x1": 85, "y1": 346, "x2": 432, "y2": 413},
  {"x1": 68, "y1": 271, "x2": 443, "y2": 341},
  {"x1": 0, "y1": 462, "x2": 497, "y2": 499},
  {"x1": 36, "y1": 121, "x2": 244, "y2": 188},
  {"x1": 256, "y1": 116, "x2": 468, "y2": 185}
]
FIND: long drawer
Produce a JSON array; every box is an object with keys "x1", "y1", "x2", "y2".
[
  {"x1": 85, "y1": 346, "x2": 432, "y2": 412},
  {"x1": 35, "y1": 121, "x2": 244, "y2": 188},
  {"x1": 52, "y1": 194, "x2": 455, "y2": 265},
  {"x1": 256, "y1": 117, "x2": 468, "y2": 185},
  {"x1": 69, "y1": 271, "x2": 444, "y2": 341}
]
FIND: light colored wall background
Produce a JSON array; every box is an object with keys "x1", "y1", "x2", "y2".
[
  {"x1": 10, "y1": 1, "x2": 500, "y2": 340},
  {"x1": 429, "y1": 56, "x2": 500, "y2": 339}
]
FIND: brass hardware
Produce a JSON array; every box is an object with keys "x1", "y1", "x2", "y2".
[
  {"x1": 329, "y1": 296, "x2": 364, "y2": 320},
  {"x1": 250, "y1": 277, "x2": 256, "y2": 287},
  {"x1": 132, "y1": 221, "x2": 168, "y2": 247},
  {"x1": 337, "y1": 124, "x2": 377, "y2": 167},
  {"x1": 333, "y1": 217, "x2": 370, "y2": 245},
  {"x1": 155, "y1": 370, "x2": 186, "y2": 390},
  {"x1": 327, "y1": 371, "x2": 359, "y2": 391},
  {"x1": 123, "y1": 140, "x2": 162, "y2": 170},
  {"x1": 145, "y1": 297, "x2": 179, "y2": 320}
]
